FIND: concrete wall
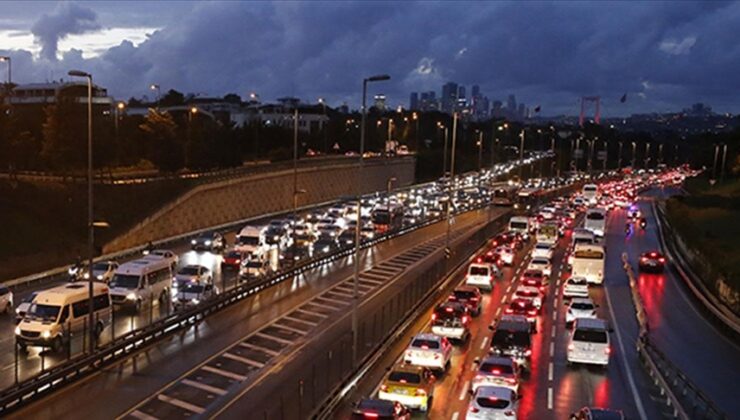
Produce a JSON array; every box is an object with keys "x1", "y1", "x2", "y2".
[{"x1": 103, "y1": 157, "x2": 415, "y2": 253}]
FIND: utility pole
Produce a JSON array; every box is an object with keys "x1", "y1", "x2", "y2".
[{"x1": 445, "y1": 112, "x2": 458, "y2": 257}]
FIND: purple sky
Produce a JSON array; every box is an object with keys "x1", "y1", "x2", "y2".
[{"x1": 1, "y1": 1, "x2": 739, "y2": 116}]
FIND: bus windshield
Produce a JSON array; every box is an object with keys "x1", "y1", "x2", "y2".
[{"x1": 574, "y1": 250, "x2": 604, "y2": 260}]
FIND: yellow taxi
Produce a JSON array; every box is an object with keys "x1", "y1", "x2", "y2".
[{"x1": 377, "y1": 363, "x2": 435, "y2": 412}]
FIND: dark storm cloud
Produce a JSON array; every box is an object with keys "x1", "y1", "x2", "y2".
[
  {"x1": 4, "y1": 1, "x2": 740, "y2": 115},
  {"x1": 30, "y1": 2, "x2": 101, "y2": 61}
]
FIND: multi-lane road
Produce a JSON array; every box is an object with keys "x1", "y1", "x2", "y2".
[{"x1": 335, "y1": 185, "x2": 739, "y2": 419}]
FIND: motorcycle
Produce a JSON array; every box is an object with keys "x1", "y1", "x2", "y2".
[
  {"x1": 625, "y1": 223, "x2": 632, "y2": 236},
  {"x1": 640, "y1": 219, "x2": 647, "y2": 230},
  {"x1": 67, "y1": 262, "x2": 83, "y2": 281}
]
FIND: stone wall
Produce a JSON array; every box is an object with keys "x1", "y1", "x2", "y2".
[{"x1": 103, "y1": 157, "x2": 415, "y2": 253}]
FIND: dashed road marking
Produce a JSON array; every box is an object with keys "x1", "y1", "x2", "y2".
[
  {"x1": 239, "y1": 341, "x2": 280, "y2": 356},
  {"x1": 255, "y1": 332, "x2": 292, "y2": 345},
  {"x1": 181, "y1": 378, "x2": 227, "y2": 396},
  {"x1": 480, "y1": 336, "x2": 489, "y2": 350},
  {"x1": 495, "y1": 307, "x2": 501, "y2": 317},
  {"x1": 551, "y1": 325, "x2": 556, "y2": 338},
  {"x1": 223, "y1": 352, "x2": 265, "y2": 368},
  {"x1": 295, "y1": 308, "x2": 327, "y2": 318},
  {"x1": 549, "y1": 342, "x2": 554, "y2": 357},
  {"x1": 271, "y1": 322, "x2": 308, "y2": 335},
  {"x1": 130, "y1": 411, "x2": 158, "y2": 420},
  {"x1": 451, "y1": 412, "x2": 459, "y2": 420},
  {"x1": 547, "y1": 387, "x2": 553, "y2": 409},
  {"x1": 552, "y1": 310, "x2": 557, "y2": 321},
  {"x1": 548, "y1": 362, "x2": 554, "y2": 381},
  {"x1": 201, "y1": 365, "x2": 247, "y2": 381},
  {"x1": 459, "y1": 380, "x2": 470, "y2": 400},
  {"x1": 157, "y1": 393, "x2": 205, "y2": 414},
  {"x1": 283, "y1": 315, "x2": 318, "y2": 327}
]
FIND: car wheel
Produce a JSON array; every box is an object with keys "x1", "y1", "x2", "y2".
[
  {"x1": 18, "y1": 342, "x2": 27, "y2": 353},
  {"x1": 94, "y1": 321, "x2": 104, "y2": 338},
  {"x1": 52, "y1": 336, "x2": 64, "y2": 353}
]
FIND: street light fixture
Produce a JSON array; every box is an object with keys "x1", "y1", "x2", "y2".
[
  {"x1": 438, "y1": 122, "x2": 449, "y2": 176},
  {"x1": 68, "y1": 69, "x2": 96, "y2": 354},
  {"x1": 353, "y1": 73, "x2": 390, "y2": 367},
  {"x1": 0, "y1": 56, "x2": 10, "y2": 87},
  {"x1": 149, "y1": 84, "x2": 161, "y2": 109}
]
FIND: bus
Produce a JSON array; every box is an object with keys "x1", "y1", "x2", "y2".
[
  {"x1": 571, "y1": 244, "x2": 605, "y2": 284},
  {"x1": 491, "y1": 184, "x2": 517, "y2": 206},
  {"x1": 514, "y1": 188, "x2": 541, "y2": 213},
  {"x1": 371, "y1": 202, "x2": 404, "y2": 233}
]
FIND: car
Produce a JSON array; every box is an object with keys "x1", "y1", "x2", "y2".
[
  {"x1": 467, "y1": 385, "x2": 519, "y2": 419},
  {"x1": 14, "y1": 291, "x2": 37, "y2": 323},
  {"x1": 173, "y1": 282, "x2": 217, "y2": 310},
  {"x1": 527, "y1": 256, "x2": 552, "y2": 277},
  {"x1": 513, "y1": 285, "x2": 543, "y2": 309},
  {"x1": 465, "y1": 262, "x2": 500, "y2": 291},
  {"x1": 279, "y1": 245, "x2": 311, "y2": 264},
  {"x1": 521, "y1": 269, "x2": 547, "y2": 292},
  {"x1": 191, "y1": 231, "x2": 225, "y2": 251},
  {"x1": 505, "y1": 299, "x2": 539, "y2": 331},
  {"x1": 0, "y1": 285, "x2": 13, "y2": 314},
  {"x1": 532, "y1": 242, "x2": 554, "y2": 259},
  {"x1": 570, "y1": 406, "x2": 625, "y2": 420},
  {"x1": 351, "y1": 398, "x2": 411, "y2": 420},
  {"x1": 403, "y1": 333, "x2": 452, "y2": 372},
  {"x1": 293, "y1": 231, "x2": 317, "y2": 248},
  {"x1": 498, "y1": 246, "x2": 515, "y2": 266},
  {"x1": 313, "y1": 236, "x2": 339, "y2": 255},
  {"x1": 471, "y1": 356, "x2": 520, "y2": 393},
  {"x1": 377, "y1": 364, "x2": 435, "y2": 412},
  {"x1": 638, "y1": 251, "x2": 666, "y2": 273},
  {"x1": 239, "y1": 259, "x2": 271, "y2": 281},
  {"x1": 148, "y1": 249, "x2": 179, "y2": 269},
  {"x1": 84, "y1": 261, "x2": 119, "y2": 282},
  {"x1": 563, "y1": 276, "x2": 589, "y2": 299},
  {"x1": 221, "y1": 250, "x2": 245, "y2": 270},
  {"x1": 449, "y1": 285, "x2": 482, "y2": 316},
  {"x1": 174, "y1": 265, "x2": 212, "y2": 287},
  {"x1": 264, "y1": 226, "x2": 288, "y2": 247},
  {"x1": 338, "y1": 229, "x2": 357, "y2": 246},
  {"x1": 431, "y1": 302, "x2": 470, "y2": 341},
  {"x1": 567, "y1": 318, "x2": 611, "y2": 367},
  {"x1": 566, "y1": 297, "x2": 598, "y2": 325},
  {"x1": 489, "y1": 315, "x2": 533, "y2": 370}
]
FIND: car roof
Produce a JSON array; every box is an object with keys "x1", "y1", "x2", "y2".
[
  {"x1": 388, "y1": 363, "x2": 426, "y2": 374},
  {"x1": 355, "y1": 398, "x2": 396, "y2": 414},
  {"x1": 570, "y1": 297, "x2": 594, "y2": 304},
  {"x1": 480, "y1": 355, "x2": 515, "y2": 366},
  {"x1": 454, "y1": 285, "x2": 479, "y2": 293},
  {"x1": 413, "y1": 333, "x2": 441, "y2": 342},
  {"x1": 474, "y1": 385, "x2": 514, "y2": 400},
  {"x1": 574, "y1": 318, "x2": 608, "y2": 329}
]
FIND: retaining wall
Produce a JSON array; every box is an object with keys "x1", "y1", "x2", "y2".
[{"x1": 103, "y1": 157, "x2": 415, "y2": 253}]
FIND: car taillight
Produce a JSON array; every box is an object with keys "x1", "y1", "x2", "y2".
[
  {"x1": 380, "y1": 384, "x2": 388, "y2": 392},
  {"x1": 527, "y1": 309, "x2": 537, "y2": 315},
  {"x1": 421, "y1": 345, "x2": 429, "y2": 350},
  {"x1": 568, "y1": 344, "x2": 575, "y2": 351},
  {"x1": 505, "y1": 308, "x2": 513, "y2": 314},
  {"x1": 470, "y1": 297, "x2": 479, "y2": 302},
  {"x1": 605, "y1": 347, "x2": 611, "y2": 355},
  {"x1": 470, "y1": 407, "x2": 480, "y2": 413},
  {"x1": 507, "y1": 377, "x2": 517, "y2": 384},
  {"x1": 462, "y1": 316, "x2": 469, "y2": 324},
  {"x1": 431, "y1": 313, "x2": 437, "y2": 321},
  {"x1": 524, "y1": 349, "x2": 532, "y2": 357},
  {"x1": 363, "y1": 412, "x2": 379, "y2": 419},
  {"x1": 492, "y1": 369, "x2": 501, "y2": 374},
  {"x1": 658, "y1": 257, "x2": 665, "y2": 263},
  {"x1": 415, "y1": 388, "x2": 427, "y2": 396},
  {"x1": 445, "y1": 307, "x2": 454, "y2": 313}
]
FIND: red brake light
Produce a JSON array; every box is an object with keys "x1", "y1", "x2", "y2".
[
  {"x1": 524, "y1": 349, "x2": 532, "y2": 356},
  {"x1": 605, "y1": 347, "x2": 611, "y2": 355},
  {"x1": 658, "y1": 257, "x2": 665, "y2": 263},
  {"x1": 650, "y1": 252, "x2": 657, "y2": 257},
  {"x1": 492, "y1": 369, "x2": 501, "y2": 374},
  {"x1": 470, "y1": 297, "x2": 479, "y2": 301},
  {"x1": 363, "y1": 412, "x2": 379, "y2": 419},
  {"x1": 476, "y1": 257, "x2": 482, "y2": 263},
  {"x1": 380, "y1": 384, "x2": 388, "y2": 391},
  {"x1": 445, "y1": 307, "x2": 454, "y2": 313},
  {"x1": 470, "y1": 407, "x2": 480, "y2": 413},
  {"x1": 421, "y1": 344, "x2": 429, "y2": 350},
  {"x1": 568, "y1": 344, "x2": 575, "y2": 351},
  {"x1": 505, "y1": 308, "x2": 513, "y2": 314},
  {"x1": 399, "y1": 379, "x2": 407, "y2": 384},
  {"x1": 527, "y1": 309, "x2": 537, "y2": 315},
  {"x1": 462, "y1": 316, "x2": 469, "y2": 324},
  {"x1": 488, "y1": 396, "x2": 498, "y2": 401},
  {"x1": 431, "y1": 313, "x2": 437, "y2": 321}
]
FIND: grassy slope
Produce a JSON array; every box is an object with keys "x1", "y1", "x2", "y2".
[{"x1": 0, "y1": 180, "x2": 192, "y2": 281}]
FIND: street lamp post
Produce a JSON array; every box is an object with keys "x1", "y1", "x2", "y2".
[
  {"x1": 412, "y1": 112, "x2": 419, "y2": 151},
  {"x1": 68, "y1": 70, "x2": 95, "y2": 354},
  {"x1": 150, "y1": 84, "x2": 161, "y2": 110},
  {"x1": 438, "y1": 122, "x2": 449, "y2": 177},
  {"x1": 353, "y1": 74, "x2": 390, "y2": 367},
  {"x1": 720, "y1": 143, "x2": 728, "y2": 184},
  {"x1": 445, "y1": 112, "x2": 458, "y2": 257},
  {"x1": 0, "y1": 56, "x2": 10, "y2": 88},
  {"x1": 644, "y1": 142, "x2": 651, "y2": 169},
  {"x1": 631, "y1": 142, "x2": 637, "y2": 168},
  {"x1": 617, "y1": 141, "x2": 623, "y2": 170},
  {"x1": 318, "y1": 98, "x2": 328, "y2": 154},
  {"x1": 477, "y1": 130, "x2": 483, "y2": 172},
  {"x1": 387, "y1": 176, "x2": 397, "y2": 195},
  {"x1": 114, "y1": 102, "x2": 125, "y2": 141}
]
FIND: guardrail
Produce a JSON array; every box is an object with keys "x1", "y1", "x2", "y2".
[
  {"x1": 621, "y1": 253, "x2": 726, "y2": 419},
  {"x1": 654, "y1": 201, "x2": 740, "y2": 338}
]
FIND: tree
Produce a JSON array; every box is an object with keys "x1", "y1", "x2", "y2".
[
  {"x1": 139, "y1": 110, "x2": 183, "y2": 172},
  {"x1": 223, "y1": 93, "x2": 242, "y2": 104},
  {"x1": 40, "y1": 98, "x2": 84, "y2": 170},
  {"x1": 160, "y1": 89, "x2": 185, "y2": 107}
]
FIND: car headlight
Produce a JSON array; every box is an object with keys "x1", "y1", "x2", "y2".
[
  {"x1": 14, "y1": 326, "x2": 20, "y2": 335},
  {"x1": 83, "y1": 272, "x2": 90, "y2": 279},
  {"x1": 191, "y1": 240, "x2": 197, "y2": 245},
  {"x1": 126, "y1": 293, "x2": 137, "y2": 301},
  {"x1": 322, "y1": 246, "x2": 329, "y2": 252},
  {"x1": 205, "y1": 240, "x2": 212, "y2": 246},
  {"x1": 15, "y1": 307, "x2": 21, "y2": 315},
  {"x1": 192, "y1": 299, "x2": 200, "y2": 305},
  {"x1": 42, "y1": 330, "x2": 51, "y2": 339},
  {"x1": 96, "y1": 274, "x2": 104, "y2": 280},
  {"x1": 172, "y1": 296, "x2": 179, "y2": 302}
]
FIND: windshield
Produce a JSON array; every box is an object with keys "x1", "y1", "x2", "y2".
[
  {"x1": 477, "y1": 397, "x2": 510, "y2": 409},
  {"x1": 571, "y1": 302, "x2": 595, "y2": 310},
  {"x1": 568, "y1": 278, "x2": 588, "y2": 285},
  {"x1": 494, "y1": 190, "x2": 508, "y2": 198},
  {"x1": 179, "y1": 267, "x2": 200, "y2": 275},
  {"x1": 516, "y1": 289, "x2": 537, "y2": 297},
  {"x1": 574, "y1": 238, "x2": 594, "y2": 245},
  {"x1": 469, "y1": 266, "x2": 489, "y2": 276},
  {"x1": 372, "y1": 211, "x2": 391, "y2": 224},
  {"x1": 238, "y1": 236, "x2": 259, "y2": 246},
  {"x1": 453, "y1": 290, "x2": 476, "y2": 300},
  {"x1": 587, "y1": 212, "x2": 605, "y2": 220},
  {"x1": 492, "y1": 330, "x2": 530, "y2": 347},
  {"x1": 110, "y1": 274, "x2": 140, "y2": 289},
  {"x1": 411, "y1": 339, "x2": 440, "y2": 349},
  {"x1": 573, "y1": 329, "x2": 608, "y2": 343},
  {"x1": 245, "y1": 262, "x2": 263, "y2": 268},
  {"x1": 510, "y1": 221, "x2": 527, "y2": 230},
  {"x1": 388, "y1": 371, "x2": 421, "y2": 384},
  {"x1": 480, "y1": 362, "x2": 514, "y2": 375},
  {"x1": 92, "y1": 263, "x2": 109, "y2": 271},
  {"x1": 27, "y1": 303, "x2": 61, "y2": 322}
]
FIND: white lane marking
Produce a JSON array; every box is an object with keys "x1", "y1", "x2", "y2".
[
  {"x1": 551, "y1": 325, "x2": 556, "y2": 338},
  {"x1": 480, "y1": 336, "x2": 489, "y2": 350},
  {"x1": 158, "y1": 394, "x2": 205, "y2": 414},
  {"x1": 255, "y1": 331, "x2": 293, "y2": 345},
  {"x1": 470, "y1": 364, "x2": 477, "y2": 372},
  {"x1": 552, "y1": 310, "x2": 557, "y2": 321},
  {"x1": 547, "y1": 387, "x2": 553, "y2": 409},
  {"x1": 495, "y1": 307, "x2": 501, "y2": 317},
  {"x1": 223, "y1": 352, "x2": 265, "y2": 368},
  {"x1": 295, "y1": 308, "x2": 327, "y2": 318},
  {"x1": 548, "y1": 362, "x2": 554, "y2": 381},
  {"x1": 459, "y1": 380, "x2": 470, "y2": 400},
  {"x1": 201, "y1": 365, "x2": 247, "y2": 381},
  {"x1": 604, "y1": 283, "x2": 648, "y2": 420},
  {"x1": 283, "y1": 315, "x2": 318, "y2": 327},
  {"x1": 271, "y1": 322, "x2": 309, "y2": 335},
  {"x1": 239, "y1": 341, "x2": 280, "y2": 356},
  {"x1": 181, "y1": 378, "x2": 227, "y2": 396},
  {"x1": 506, "y1": 284, "x2": 512, "y2": 293},
  {"x1": 451, "y1": 412, "x2": 460, "y2": 420},
  {"x1": 550, "y1": 342, "x2": 554, "y2": 357},
  {"x1": 130, "y1": 410, "x2": 158, "y2": 420}
]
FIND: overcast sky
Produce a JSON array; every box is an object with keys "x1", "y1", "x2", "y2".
[{"x1": 1, "y1": 1, "x2": 739, "y2": 116}]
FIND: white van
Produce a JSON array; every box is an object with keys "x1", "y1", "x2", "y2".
[
  {"x1": 15, "y1": 282, "x2": 112, "y2": 352},
  {"x1": 571, "y1": 244, "x2": 605, "y2": 284},
  {"x1": 235, "y1": 224, "x2": 266, "y2": 255},
  {"x1": 465, "y1": 262, "x2": 500, "y2": 291},
  {"x1": 567, "y1": 229, "x2": 596, "y2": 267},
  {"x1": 567, "y1": 318, "x2": 610, "y2": 366},
  {"x1": 582, "y1": 184, "x2": 598, "y2": 205},
  {"x1": 584, "y1": 208, "x2": 607, "y2": 238},
  {"x1": 508, "y1": 216, "x2": 531, "y2": 240},
  {"x1": 109, "y1": 257, "x2": 173, "y2": 311}
]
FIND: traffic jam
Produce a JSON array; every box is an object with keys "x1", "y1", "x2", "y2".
[{"x1": 350, "y1": 167, "x2": 695, "y2": 420}]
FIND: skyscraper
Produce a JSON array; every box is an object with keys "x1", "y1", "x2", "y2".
[
  {"x1": 409, "y1": 92, "x2": 419, "y2": 110},
  {"x1": 507, "y1": 94, "x2": 517, "y2": 114},
  {"x1": 374, "y1": 94, "x2": 387, "y2": 111},
  {"x1": 471, "y1": 85, "x2": 480, "y2": 99},
  {"x1": 441, "y1": 82, "x2": 458, "y2": 113},
  {"x1": 458, "y1": 86, "x2": 466, "y2": 101}
]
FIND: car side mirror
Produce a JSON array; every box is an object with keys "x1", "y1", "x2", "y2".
[
  {"x1": 473, "y1": 358, "x2": 480, "y2": 364},
  {"x1": 488, "y1": 324, "x2": 495, "y2": 331}
]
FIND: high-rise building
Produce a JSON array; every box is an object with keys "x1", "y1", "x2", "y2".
[
  {"x1": 507, "y1": 94, "x2": 517, "y2": 113},
  {"x1": 458, "y1": 86, "x2": 466, "y2": 101},
  {"x1": 409, "y1": 92, "x2": 419, "y2": 110},
  {"x1": 472, "y1": 85, "x2": 480, "y2": 99},
  {"x1": 492, "y1": 100, "x2": 503, "y2": 118},
  {"x1": 518, "y1": 103, "x2": 526, "y2": 120},
  {"x1": 441, "y1": 82, "x2": 458, "y2": 113},
  {"x1": 374, "y1": 94, "x2": 387, "y2": 111}
]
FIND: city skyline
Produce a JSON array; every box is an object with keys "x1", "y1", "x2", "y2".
[{"x1": 2, "y1": 2, "x2": 740, "y2": 117}]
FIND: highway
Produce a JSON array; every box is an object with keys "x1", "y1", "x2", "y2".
[
  {"x1": 335, "y1": 204, "x2": 667, "y2": 420},
  {"x1": 6, "y1": 205, "x2": 502, "y2": 419}
]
